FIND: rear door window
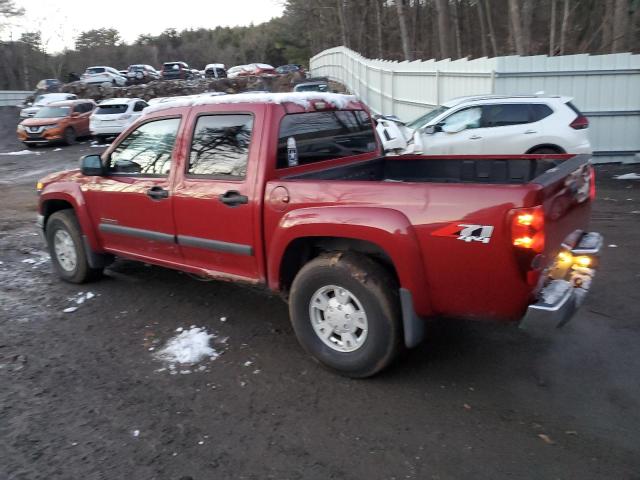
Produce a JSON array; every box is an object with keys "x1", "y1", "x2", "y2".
[
  {"x1": 188, "y1": 114, "x2": 253, "y2": 178},
  {"x1": 87, "y1": 67, "x2": 105, "y2": 74},
  {"x1": 530, "y1": 104, "x2": 553, "y2": 122},
  {"x1": 482, "y1": 104, "x2": 531, "y2": 127},
  {"x1": 277, "y1": 110, "x2": 377, "y2": 168}
]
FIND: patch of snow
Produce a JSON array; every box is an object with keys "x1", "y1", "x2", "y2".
[
  {"x1": 0, "y1": 150, "x2": 36, "y2": 156},
  {"x1": 63, "y1": 307, "x2": 78, "y2": 313},
  {"x1": 608, "y1": 244, "x2": 618, "y2": 248},
  {"x1": 540, "y1": 280, "x2": 571, "y2": 305},
  {"x1": 220, "y1": 316, "x2": 227, "y2": 322},
  {"x1": 175, "y1": 327, "x2": 183, "y2": 332},
  {"x1": 615, "y1": 173, "x2": 640, "y2": 180},
  {"x1": 132, "y1": 430, "x2": 140, "y2": 437},
  {"x1": 53, "y1": 148, "x2": 62, "y2": 152},
  {"x1": 155, "y1": 326, "x2": 219, "y2": 367},
  {"x1": 143, "y1": 92, "x2": 358, "y2": 116},
  {"x1": 90, "y1": 144, "x2": 107, "y2": 148},
  {"x1": 243, "y1": 361, "x2": 253, "y2": 367},
  {"x1": 21, "y1": 258, "x2": 36, "y2": 264}
]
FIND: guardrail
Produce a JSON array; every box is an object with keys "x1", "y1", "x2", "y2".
[
  {"x1": 0, "y1": 91, "x2": 32, "y2": 107},
  {"x1": 311, "y1": 47, "x2": 640, "y2": 164}
]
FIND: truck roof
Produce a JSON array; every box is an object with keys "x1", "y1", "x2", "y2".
[{"x1": 143, "y1": 91, "x2": 359, "y2": 115}]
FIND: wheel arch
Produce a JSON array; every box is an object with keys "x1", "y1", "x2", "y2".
[
  {"x1": 526, "y1": 143, "x2": 566, "y2": 154},
  {"x1": 268, "y1": 206, "x2": 433, "y2": 317}
]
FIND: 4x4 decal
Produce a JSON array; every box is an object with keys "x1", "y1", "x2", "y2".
[{"x1": 432, "y1": 223, "x2": 494, "y2": 244}]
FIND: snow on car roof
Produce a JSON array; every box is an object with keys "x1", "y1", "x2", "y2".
[
  {"x1": 98, "y1": 97, "x2": 142, "y2": 105},
  {"x1": 206, "y1": 63, "x2": 225, "y2": 69},
  {"x1": 143, "y1": 92, "x2": 358, "y2": 115},
  {"x1": 255, "y1": 63, "x2": 274, "y2": 69}
]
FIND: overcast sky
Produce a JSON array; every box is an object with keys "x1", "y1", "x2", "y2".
[{"x1": 8, "y1": 0, "x2": 285, "y2": 52}]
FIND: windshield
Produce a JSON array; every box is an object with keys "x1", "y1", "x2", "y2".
[
  {"x1": 35, "y1": 106, "x2": 70, "y2": 118},
  {"x1": 406, "y1": 105, "x2": 451, "y2": 129},
  {"x1": 96, "y1": 104, "x2": 128, "y2": 115},
  {"x1": 129, "y1": 65, "x2": 144, "y2": 71}
]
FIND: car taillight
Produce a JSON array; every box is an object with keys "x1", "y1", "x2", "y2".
[
  {"x1": 589, "y1": 166, "x2": 596, "y2": 201},
  {"x1": 511, "y1": 206, "x2": 545, "y2": 254},
  {"x1": 570, "y1": 115, "x2": 589, "y2": 129}
]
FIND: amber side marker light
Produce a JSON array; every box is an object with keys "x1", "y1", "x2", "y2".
[{"x1": 36, "y1": 181, "x2": 44, "y2": 193}]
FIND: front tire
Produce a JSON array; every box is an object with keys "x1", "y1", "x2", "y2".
[
  {"x1": 63, "y1": 127, "x2": 76, "y2": 145},
  {"x1": 45, "y1": 210, "x2": 103, "y2": 283},
  {"x1": 289, "y1": 253, "x2": 401, "y2": 378}
]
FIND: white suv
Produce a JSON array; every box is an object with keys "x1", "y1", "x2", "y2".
[
  {"x1": 90, "y1": 98, "x2": 148, "y2": 141},
  {"x1": 20, "y1": 93, "x2": 78, "y2": 118},
  {"x1": 81, "y1": 66, "x2": 127, "y2": 86},
  {"x1": 376, "y1": 95, "x2": 592, "y2": 155}
]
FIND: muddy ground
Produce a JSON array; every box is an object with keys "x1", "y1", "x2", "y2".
[{"x1": 1, "y1": 106, "x2": 639, "y2": 479}]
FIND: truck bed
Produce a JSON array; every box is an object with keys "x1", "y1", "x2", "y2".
[{"x1": 285, "y1": 154, "x2": 572, "y2": 185}]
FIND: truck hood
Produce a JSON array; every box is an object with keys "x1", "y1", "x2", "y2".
[
  {"x1": 375, "y1": 116, "x2": 421, "y2": 154},
  {"x1": 39, "y1": 169, "x2": 83, "y2": 187}
]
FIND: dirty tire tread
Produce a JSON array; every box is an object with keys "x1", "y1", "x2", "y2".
[
  {"x1": 289, "y1": 252, "x2": 401, "y2": 378},
  {"x1": 63, "y1": 127, "x2": 76, "y2": 146},
  {"x1": 46, "y1": 210, "x2": 102, "y2": 284}
]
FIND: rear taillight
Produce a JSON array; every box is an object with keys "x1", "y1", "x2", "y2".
[
  {"x1": 511, "y1": 206, "x2": 545, "y2": 254},
  {"x1": 570, "y1": 115, "x2": 589, "y2": 130},
  {"x1": 589, "y1": 166, "x2": 596, "y2": 201}
]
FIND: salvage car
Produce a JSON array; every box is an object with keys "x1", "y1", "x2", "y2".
[
  {"x1": 275, "y1": 64, "x2": 307, "y2": 76},
  {"x1": 161, "y1": 62, "x2": 194, "y2": 80},
  {"x1": 80, "y1": 66, "x2": 127, "y2": 86},
  {"x1": 20, "y1": 93, "x2": 78, "y2": 118},
  {"x1": 90, "y1": 97, "x2": 148, "y2": 142},
  {"x1": 18, "y1": 99, "x2": 95, "y2": 146},
  {"x1": 36, "y1": 92, "x2": 601, "y2": 377},
  {"x1": 204, "y1": 63, "x2": 227, "y2": 79},
  {"x1": 376, "y1": 95, "x2": 592, "y2": 155},
  {"x1": 126, "y1": 64, "x2": 160, "y2": 84},
  {"x1": 293, "y1": 81, "x2": 329, "y2": 93},
  {"x1": 35, "y1": 78, "x2": 63, "y2": 92}
]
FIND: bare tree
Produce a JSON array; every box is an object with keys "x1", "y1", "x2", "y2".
[
  {"x1": 374, "y1": 0, "x2": 384, "y2": 58},
  {"x1": 612, "y1": 0, "x2": 629, "y2": 52},
  {"x1": 396, "y1": 0, "x2": 413, "y2": 60},
  {"x1": 434, "y1": 0, "x2": 451, "y2": 58},
  {"x1": 483, "y1": 0, "x2": 499, "y2": 57},
  {"x1": 549, "y1": 0, "x2": 557, "y2": 55},
  {"x1": 508, "y1": 0, "x2": 525, "y2": 55},
  {"x1": 336, "y1": 0, "x2": 349, "y2": 47},
  {"x1": 476, "y1": 0, "x2": 489, "y2": 57},
  {"x1": 559, "y1": 0, "x2": 570, "y2": 54}
]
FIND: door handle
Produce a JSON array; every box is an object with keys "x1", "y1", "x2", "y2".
[
  {"x1": 469, "y1": 135, "x2": 482, "y2": 140},
  {"x1": 219, "y1": 190, "x2": 248, "y2": 207},
  {"x1": 146, "y1": 186, "x2": 169, "y2": 200},
  {"x1": 524, "y1": 130, "x2": 537, "y2": 134}
]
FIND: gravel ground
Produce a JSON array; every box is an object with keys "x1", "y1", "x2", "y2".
[{"x1": 1, "y1": 106, "x2": 639, "y2": 480}]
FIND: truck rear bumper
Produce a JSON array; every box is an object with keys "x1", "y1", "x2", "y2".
[{"x1": 520, "y1": 231, "x2": 602, "y2": 331}]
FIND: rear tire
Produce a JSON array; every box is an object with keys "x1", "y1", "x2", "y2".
[
  {"x1": 289, "y1": 252, "x2": 401, "y2": 378},
  {"x1": 45, "y1": 210, "x2": 103, "y2": 283},
  {"x1": 63, "y1": 127, "x2": 76, "y2": 145}
]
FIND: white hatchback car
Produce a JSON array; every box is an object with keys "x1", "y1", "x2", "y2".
[
  {"x1": 376, "y1": 95, "x2": 592, "y2": 155},
  {"x1": 90, "y1": 98, "x2": 148, "y2": 141},
  {"x1": 20, "y1": 93, "x2": 78, "y2": 118},
  {"x1": 81, "y1": 66, "x2": 127, "y2": 86}
]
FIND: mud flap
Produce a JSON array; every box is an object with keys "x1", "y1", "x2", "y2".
[{"x1": 399, "y1": 288, "x2": 426, "y2": 348}]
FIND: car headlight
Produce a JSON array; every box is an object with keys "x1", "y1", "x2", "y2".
[
  {"x1": 43, "y1": 124, "x2": 58, "y2": 130},
  {"x1": 17, "y1": 124, "x2": 26, "y2": 132}
]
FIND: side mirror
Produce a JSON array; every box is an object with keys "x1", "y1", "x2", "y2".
[
  {"x1": 26, "y1": 102, "x2": 33, "y2": 107},
  {"x1": 71, "y1": 112, "x2": 80, "y2": 117},
  {"x1": 423, "y1": 125, "x2": 438, "y2": 135},
  {"x1": 80, "y1": 154, "x2": 104, "y2": 176}
]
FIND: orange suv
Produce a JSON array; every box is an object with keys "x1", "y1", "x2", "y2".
[{"x1": 17, "y1": 99, "x2": 96, "y2": 146}]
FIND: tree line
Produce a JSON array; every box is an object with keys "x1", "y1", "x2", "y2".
[{"x1": 1, "y1": 0, "x2": 638, "y2": 90}]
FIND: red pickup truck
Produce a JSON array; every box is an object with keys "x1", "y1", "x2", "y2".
[{"x1": 36, "y1": 92, "x2": 602, "y2": 377}]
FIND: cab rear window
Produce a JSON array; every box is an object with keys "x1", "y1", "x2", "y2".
[{"x1": 276, "y1": 110, "x2": 377, "y2": 168}]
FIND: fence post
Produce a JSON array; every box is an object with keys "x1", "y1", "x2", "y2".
[
  {"x1": 435, "y1": 70, "x2": 440, "y2": 106},
  {"x1": 390, "y1": 70, "x2": 395, "y2": 115}
]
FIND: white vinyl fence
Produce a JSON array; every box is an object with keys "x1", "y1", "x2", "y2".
[
  {"x1": 310, "y1": 46, "x2": 640, "y2": 163},
  {"x1": 0, "y1": 91, "x2": 32, "y2": 107}
]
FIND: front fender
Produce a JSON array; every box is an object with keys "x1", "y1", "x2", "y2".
[
  {"x1": 268, "y1": 206, "x2": 432, "y2": 316},
  {"x1": 39, "y1": 182, "x2": 101, "y2": 252}
]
